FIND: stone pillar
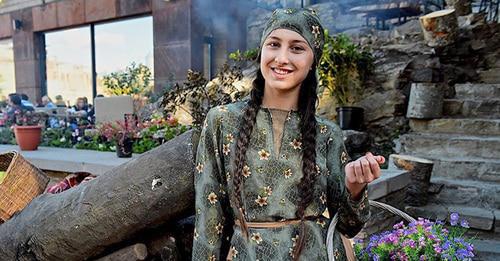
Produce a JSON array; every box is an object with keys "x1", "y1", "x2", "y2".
[
  {"x1": 11, "y1": 8, "x2": 43, "y2": 103},
  {"x1": 152, "y1": 0, "x2": 204, "y2": 92}
]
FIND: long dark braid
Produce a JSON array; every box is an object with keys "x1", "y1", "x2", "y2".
[
  {"x1": 232, "y1": 69, "x2": 265, "y2": 238},
  {"x1": 292, "y1": 68, "x2": 319, "y2": 260},
  {"x1": 232, "y1": 66, "x2": 319, "y2": 261}
]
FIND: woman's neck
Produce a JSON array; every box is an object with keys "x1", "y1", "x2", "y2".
[{"x1": 261, "y1": 85, "x2": 300, "y2": 111}]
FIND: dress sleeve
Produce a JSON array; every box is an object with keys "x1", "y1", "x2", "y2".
[
  {"x1": 325, "y1": 128, "x2": 370, "y2": 238},
  {"x1": 192, "y1": 108, "x2": 231, "y2": 261}
]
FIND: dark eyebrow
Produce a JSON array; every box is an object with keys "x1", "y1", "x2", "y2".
[{"x1": 267, "y1": 36, "x2": 307, "y2": 45}]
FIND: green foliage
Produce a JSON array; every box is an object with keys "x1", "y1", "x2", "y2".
[
  {"x1": 40, "y1": 128, "x2": 73, "y2": 148},
  {"x1": 74, "y1": 134, "x2": 114, "y2": 152},
  {"x1": 132, "y1": 137, "x2": 158, "y2": 154},
  {"x1": 318, "y1": 31, "x2": 374, "y2": 106},
  {"x1": 103, "y1": 62, "x2": 153, "y2": 96},
  {"x1": 229, "y1": 48, "x2": 259, "y2": 62},
  {"x1": 0, "y1": 128, "x2": 15, "y2": 145},
  {"x1": 161, "y1": 63, "x2": 247, "y2": 127}
]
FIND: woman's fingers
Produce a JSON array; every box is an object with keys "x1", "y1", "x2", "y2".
[
  {"x1": 360, "y1": 158, "x2": 371, "y2": 182},
  {"x1": 366, "y1": 152, "x2": 386, "y2": 164},
  {"x1": 346, "y1": 153, "x2": 385, "y2": 185},
  {"x1": 354, "y1": 161, "x2": 364, "y2": 183},
  {"x1": 366, "y1": 155, "x2": 381, "y2": 179},
  {"x1": 345, "y1": 163, "x2": 357, "y2": 184}
]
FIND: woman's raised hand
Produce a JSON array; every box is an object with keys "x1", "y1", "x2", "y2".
[{"x1": 344, "y1": 152, "x2": 385, "y2": 200}]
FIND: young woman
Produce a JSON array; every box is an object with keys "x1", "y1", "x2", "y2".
[{"x1": 193, "y1": 8, "x2": 385, "y2": 261}]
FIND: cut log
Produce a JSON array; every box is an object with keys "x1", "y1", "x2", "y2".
[
  {"x1": 95, "y1": 243, "x2": 148, "y2": 261},
  {"x1": 445, "y1": 0, "x2": 472, "y2": 16},
  {"x1": 419, "y1": 9, "x2": 458, "y2": 47},
  {"x1": 406, "y1": 83, "x2": 444, "y2": 119},
  {"x1": 0, "y1": 130, "x2": 197, "y2": 260},
  {"x1": 390, "y1": 154, "x2": 434, "y2": 207}
]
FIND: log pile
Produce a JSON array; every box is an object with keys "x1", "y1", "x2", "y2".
[{"x1": 0, "y1": 130, "x2": 197, "y2": 260}]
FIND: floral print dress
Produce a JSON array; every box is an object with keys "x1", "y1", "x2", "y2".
[{"x1": 192, "y1": 101, "x2": 370, "y2": 261}]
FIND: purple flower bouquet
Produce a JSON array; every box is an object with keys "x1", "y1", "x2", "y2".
[{"x1": 354, "y1": 213, "x2": 475, "y2": 260}]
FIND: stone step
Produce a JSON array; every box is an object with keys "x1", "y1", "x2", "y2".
[
  {"x1": 405, "y1": 203, "x2": 497, "y2": 232},
  {"x1": 472, "y1": 239, "x2": 500, "y2": 261},
  {"x1": 409, "y1": 118, "x2": 500, "y2": 135},
  {"x1": 443, "y1": 99, "x2": 500, "y2": 118},
  {"x1": 393, "y1": 154, "x2": 500, "y2": 183},
  {"x1": 428, "y1": 177, "x2": 500, "y2": 209},
  {"x1": 455, "y1": 83, "x2": 500, "y2": 99},
  {"x1": 399, "y1": 133, "x2": 500, "y2": 160}
]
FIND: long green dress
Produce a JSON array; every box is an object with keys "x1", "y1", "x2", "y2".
[{"x1": 192, "y1": 100, "x2": 370, "y2": 261}]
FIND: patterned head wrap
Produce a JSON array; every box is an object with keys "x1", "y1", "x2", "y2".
[{"x1": 260, "y1": 8, "x2": 325, "y2": 64}]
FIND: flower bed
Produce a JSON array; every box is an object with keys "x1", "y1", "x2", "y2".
[{"x1": 0, "y1": 113, "x2": 190, "y2": 155}]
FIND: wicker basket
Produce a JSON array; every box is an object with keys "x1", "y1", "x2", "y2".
[
  {"x1": 327, "y1": 200, "x2": 416, "y2": 261},
  {"x1": 0, "y1": 151, "x2": 49, "y2": 222}
]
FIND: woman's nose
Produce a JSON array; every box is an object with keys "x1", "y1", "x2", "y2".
[{"x1": 274, "y1": 49, "x2": 289, "y2": 65}]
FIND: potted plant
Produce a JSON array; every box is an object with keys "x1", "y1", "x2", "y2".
[
  {"x1": 318, "y1": 32, "x2": 373, "y2": 131},
  {"x1": 12, "y1": 109, "x2": 44, "y2": 151},
  {"x1": 354, "y1": 213, "x2": 475, "y2": 260},
  {"x1": 98, "y1": 115, "x2": 141, "y2": 158}
]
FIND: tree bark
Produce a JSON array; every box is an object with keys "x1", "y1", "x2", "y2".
[
  {"x1": 0, "y1": 130, "x2": 197, "y2": 261},
  {"x1": 407, "y1": 83, "x2": 444, "y2": 119},
  {"x1": 419, "y1": 9, "x2": 458, "y2": 47},
  {"x1": 445, "y1": 0, "x2": 472, "y2": 16},
  {"x1": 390, "y1": 154, "x2": 434, "y2": 207},
  {"x1": 95, "y1": 243, "x2": 148, "y2": 261}
]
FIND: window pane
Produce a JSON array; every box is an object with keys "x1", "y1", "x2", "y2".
[
  {"x1": 95, "y1": 16, "x2": 153, "y2": 96},
  {"x1": 0, "y1": 39, "x2": 16, "y2": 99},
  {"x1": 45, "y1": 27, "x2": 92, "y2": 107}
]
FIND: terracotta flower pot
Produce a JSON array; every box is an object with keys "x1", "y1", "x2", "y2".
[{"x1": 13, "y1": 125, "x2": 43, "y2": 151}]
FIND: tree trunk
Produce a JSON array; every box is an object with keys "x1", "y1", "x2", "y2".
[
  {"x1": 0, "y1": 130, "x2": 197, "y2": 261},
  {"x1": 95, "y1": 243, "x2": 148, "y2": 261},
  {"x1": 419, "y1": 9, "x2": 458, "y2": 47},
  {"x1": 390, "y1": 154, "x2": 434, "y2": 207},
  {"x1": 407, "y1": 83, "x2": 444, "y2": 119}
]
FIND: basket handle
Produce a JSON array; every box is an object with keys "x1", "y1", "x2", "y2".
[{"x1": 327, "y1": 200, "x2": 416, "y2": 261}]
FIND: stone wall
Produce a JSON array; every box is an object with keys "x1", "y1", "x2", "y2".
[
  {"x1": 247, "y1": 2, "x2": 500, "y2": 164},
  {"x1": 245, "y1": 2, "x2": 423, "y2": 163}
]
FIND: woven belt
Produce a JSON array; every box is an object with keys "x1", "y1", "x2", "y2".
[{"x1": 234, "y1": 216, "x2": 317, "y2": 229}]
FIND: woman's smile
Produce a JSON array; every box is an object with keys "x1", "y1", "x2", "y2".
[{"x1": 270, "y1": 66, "x2": 294, "y2": 79}]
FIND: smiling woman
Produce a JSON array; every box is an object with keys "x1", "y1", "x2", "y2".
[
  {"x1": 192, "y1": 7, "x2": 383, "y2": 261},
  {"x1": 260, "y1": 29, "x2": 314, "y2": 111}
]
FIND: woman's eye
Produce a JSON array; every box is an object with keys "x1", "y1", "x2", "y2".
[
  {"x1": 268, "y1": 42, "x2": 279, "y2": 47},
  {"x1": 291, "y1": 46, "x2": 305, "y2": 52}
]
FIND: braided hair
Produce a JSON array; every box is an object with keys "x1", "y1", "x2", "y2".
[{"x1": 232, "y1": 61, "x2": 319, "y2": 260}]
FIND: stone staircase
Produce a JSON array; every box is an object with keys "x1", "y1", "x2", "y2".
[{"x1": 396, "y1": 83, "x2": 500, "y2": 260}]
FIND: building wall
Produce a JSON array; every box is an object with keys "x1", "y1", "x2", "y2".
[{"x1": 0, "y1": 0, "x2": 249, "y2": 101}]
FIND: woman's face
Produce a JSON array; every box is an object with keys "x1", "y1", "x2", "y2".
[{"x1": 260, "y1": 29, "x2": 314, "y2": 93}]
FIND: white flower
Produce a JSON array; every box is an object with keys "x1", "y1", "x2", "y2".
[
  {"x1": 251, "y1": 232, "x2": 263, "y2": 244},
  {"x1": 59, "y1": 137, "x2": 66, "y2": 142}
]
